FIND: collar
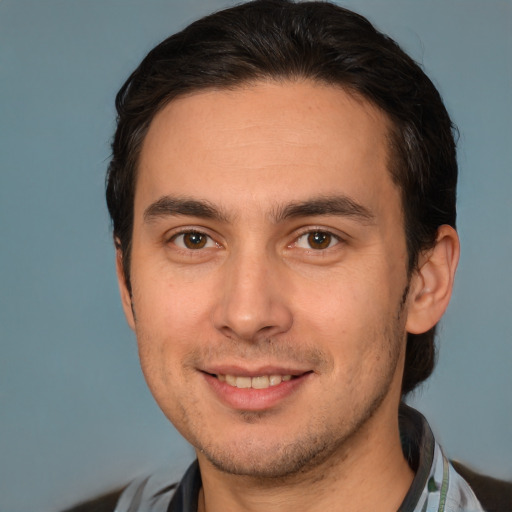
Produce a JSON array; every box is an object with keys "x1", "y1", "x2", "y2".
[{"x1": 116, "y1": 405, "x2": 484, "y2": 512}]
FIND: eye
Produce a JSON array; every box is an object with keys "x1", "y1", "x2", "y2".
[
  {"x1": 295, "y1": 231, "x2": 339, "y2": 250},
  {"x1": 172, "y1": 231, "x2": 217, "y2": 250}
]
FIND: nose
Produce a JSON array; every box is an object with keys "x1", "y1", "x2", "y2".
[{"x1": 212, "y1": 250, "x2": 293, "y2": 343}]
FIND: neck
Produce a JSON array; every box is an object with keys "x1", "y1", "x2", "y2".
[{"x1": 197, "y1": 398, "x2": 414, "y2": 512}]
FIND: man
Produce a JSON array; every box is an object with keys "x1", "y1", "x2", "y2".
[{"x1": 67, "y1": 1, "x2": 511, "y2": 511}]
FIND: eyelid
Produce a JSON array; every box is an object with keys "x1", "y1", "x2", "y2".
[
  {"x1": 290, "y1": 227, "x2": 347, "y2": 251},
  {"x1": 166, "y1": 227, "x2": 221, "y2": 250}
]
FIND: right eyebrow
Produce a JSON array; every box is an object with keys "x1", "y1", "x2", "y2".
[
  {"x1": 143, "y1": 195, "x2": 229, "y2": 223},
  {"x1": 271, "y1": 195, "x2": 376, "y2": 225}
]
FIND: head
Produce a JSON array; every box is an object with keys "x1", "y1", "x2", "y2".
[{"x1": 106, "y1": 1, "x2": 457, "y2": 400}]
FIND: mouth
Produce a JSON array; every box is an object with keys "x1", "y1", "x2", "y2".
[
  {"x1": 198, "y1": 361, "x2": 315, "y2": 411},
  {"x1": 200, "y1": 367, "x2": 313, "y2": 411}
]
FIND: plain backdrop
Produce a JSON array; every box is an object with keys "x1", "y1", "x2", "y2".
[{"x1": 1, "y1": 1, "x2": 511, "y2": 511}]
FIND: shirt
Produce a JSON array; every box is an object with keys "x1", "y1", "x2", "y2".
[{"x1": 114, "y1": 405, "x2": 485, "y2": 512}]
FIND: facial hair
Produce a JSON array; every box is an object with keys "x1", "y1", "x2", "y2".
[{"x1": 172, "y1": 287, "x2": 409, "y2": 482}]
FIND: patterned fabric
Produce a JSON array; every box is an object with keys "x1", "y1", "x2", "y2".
[
  {"x1": 409, "y1": 441, "x2": 485, "y2": 512},
  {"x1": 114, "y1": 406, "x2": 485, "y2": 512}
]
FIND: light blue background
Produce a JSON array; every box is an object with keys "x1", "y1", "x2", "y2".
[{"x1": 1, "y1": 1, "x2": 511, "y2": 511}]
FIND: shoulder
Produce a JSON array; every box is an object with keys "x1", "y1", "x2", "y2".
[
  {"x1": 451, "y1": 461, "x2": 512, "y2": 512},
  {"x1": 61, "y1": 487, "x2": 126, "y2": 512},
  {"x1": 60, "y1": 467, "x2": 182, "y2": 512},
  {"x1": 114, "y1": 472, "x2": 179, "y2": 512}
]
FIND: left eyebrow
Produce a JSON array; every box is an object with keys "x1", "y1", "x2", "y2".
[
  {"x1": 271, "y1": 196, "x2": 376, "y2": 224},
  {"x1": 143, "y1": 195, "x2": 229, "y2": 223}
]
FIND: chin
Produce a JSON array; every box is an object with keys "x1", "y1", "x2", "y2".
[
  {"x1": 192, "y1": 411, "x2": 368, "y2": 482},
  {"x1": 202, "y1": 437, "x2": 336, "y2": 479}
]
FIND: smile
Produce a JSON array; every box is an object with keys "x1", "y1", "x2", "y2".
[
  {"x1": 217, "y1": 374, "x2": 293, "y2": 389},
  {"x1": 203, "y1": 370, "x2": 312, "y2": 411}
]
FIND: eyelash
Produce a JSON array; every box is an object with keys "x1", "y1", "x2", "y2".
[
  {"x1": 167, "y1": 228, "x2": 343, "y2": 252},
  {"x1": 292, "y1": 229, "x2": 342, "y2": 252},
  {"x1": 169, "y1": 229, "x2": 220, "y2": 251}
]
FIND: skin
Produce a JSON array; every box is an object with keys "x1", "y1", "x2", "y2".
[{"x1": 117, "y1": 81, "x2": 459, "y2": 512}]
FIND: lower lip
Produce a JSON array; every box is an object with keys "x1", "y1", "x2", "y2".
[{"x1": 202, "y1": 373, "x2": 311, "y2": 411}]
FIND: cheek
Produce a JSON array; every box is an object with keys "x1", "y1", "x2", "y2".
[
  {"x1": 292, "y1": 265, "x2": 404, "y2": 362},
  {"x1": 130, "y1": 276, "x2": 208, "y2": 380},
  {"x1": 133, "y1": 258, "x2": 215, "y2": 325},
  {"x1": 294, "y1": 267, "x2": 388, "y2": 329}
]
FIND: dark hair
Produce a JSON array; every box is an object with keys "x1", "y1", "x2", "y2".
[{"x1": 106, "y1": 0, "x2": 457, "y2": 395}]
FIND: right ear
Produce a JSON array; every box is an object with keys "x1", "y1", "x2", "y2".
[{"x1": 115, "y1": 244, "x2": 136, "y2": 330}]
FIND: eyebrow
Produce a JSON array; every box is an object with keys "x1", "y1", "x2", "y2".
[
  {"x1": 143, "y1": 194, "x2": 375, "y2": 225},
  {"x1": 144, "y1": 196, "x2": 229, "y2": 223},
  {"x1": 271, "y1": 196, "x2": 375, "y2": 224}
]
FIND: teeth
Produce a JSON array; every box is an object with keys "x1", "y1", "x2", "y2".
[
  {"x1": 225, "y1": 374, "x2": 236, "y2": 386},
  {"x1": 251, "y1": 376, "x2": 269, "y2": 389},
  {"x1": 269, "y1": 375, "x2": 282, "y2": 386},
  {"x1": 235, "y1": 376, "x2": 252, "y2": 389},
  {"x1": 218, "y1": 374, "x2": 293, "y2": 389}
]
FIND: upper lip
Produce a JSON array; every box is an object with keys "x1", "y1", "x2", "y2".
[{"x1": 200, "y1": 365, "x2": 312, "y2": 377}]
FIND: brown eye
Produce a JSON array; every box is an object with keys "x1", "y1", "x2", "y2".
[
  {"x1": 173, "y1": 231, "x2": 213, "y2": 250},
  {"x1": 183, "y1": 232, "x2": 207, "y2": 249},
  {"x1": 295, "y1": 231, "x2": 339, "y2": 251},
  {"x1": 307, "y1": 231, "x2": 333, "y2": 250}
]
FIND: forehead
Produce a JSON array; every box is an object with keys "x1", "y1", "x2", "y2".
[{"x1": 137, "y1": 80, "x2": 398, "y2": 215}]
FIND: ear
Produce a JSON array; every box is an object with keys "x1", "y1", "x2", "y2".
[
  {"x1": 115, "y1": 244, "x2": 136, "y2": 331},
  {"x1": 406, "y1": 225, "x2": 460, "y2": 334}
]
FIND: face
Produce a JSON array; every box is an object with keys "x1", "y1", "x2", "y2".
[{"x1": 120, "y1": 81, "x2": 413, "y2": 479}]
